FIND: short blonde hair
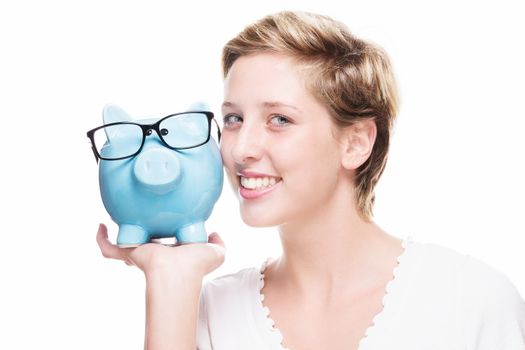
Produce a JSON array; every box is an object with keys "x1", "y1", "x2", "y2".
[{"x1": 222, "y1": 11, "x2": 399, "y2": 220}]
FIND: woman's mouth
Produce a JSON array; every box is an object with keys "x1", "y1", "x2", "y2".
[
  {"x1": 240, "y1": 176, "x2": 280, "y2": 190},
  {"x1": 239, "y1": 176, "x2": 282, "y2": 199}
]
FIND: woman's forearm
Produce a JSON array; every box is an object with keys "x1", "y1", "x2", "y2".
[{"x1": 144, "y1": 267, "x2": 203, "y2": 350}]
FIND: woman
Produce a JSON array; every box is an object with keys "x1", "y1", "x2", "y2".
[{"x1": 97, "y1": 11, "x2": 525, "y2": 350}]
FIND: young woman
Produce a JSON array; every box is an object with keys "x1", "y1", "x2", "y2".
[{"x1": 97, "y1": 11, "x2": 525, "y2": 350}]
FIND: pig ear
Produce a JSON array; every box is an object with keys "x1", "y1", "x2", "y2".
[
  {"x1": 102, "y1": 104, "x2": 134, "y2": 141},
  {"x1": 103, "y1": 104, "x2": 132, "y2": 124},
  {"x1": 187, "y1": 101, "x2": 210, "y2": 111}
]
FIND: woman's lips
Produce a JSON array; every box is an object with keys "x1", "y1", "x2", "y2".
[{"x1": 238, "y1": 175, "x2": 282, "y2": 199}]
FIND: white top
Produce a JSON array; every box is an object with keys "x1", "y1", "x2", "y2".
[{"x1": 197, "y1": 239, "x2": 525, "y2": 349}]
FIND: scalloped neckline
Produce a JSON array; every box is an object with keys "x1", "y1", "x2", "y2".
[{"x1": 257, "y1": 237, "x2": 413, "y2": 350}]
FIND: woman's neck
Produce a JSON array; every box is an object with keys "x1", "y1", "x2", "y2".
[{"x1": 270, "y1": 193, "x2": 402, "y2": 302}]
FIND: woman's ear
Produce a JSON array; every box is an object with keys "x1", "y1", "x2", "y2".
[{"x1": 339, "y1": 119, "x2": 377, "y2": 170}]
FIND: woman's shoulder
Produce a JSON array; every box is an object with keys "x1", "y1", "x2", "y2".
[
  {"x1": 197, "y1": 267, "x2": 267, "y2": 349},
  {"x1": 407, "y1": 239, "x2": 472, "y2": 270},
  {"x1": 205, "y1": 265, "x2": 259, "y2": 288},
  {"x1": 399, "y1": 239, "x2": 525, "y2": 347},
  {"x1": 407, "y1": 239, "x2": 524, "y2": 312},
  {"x1": 409, "y1": 240, "x2": 515, "y2": 282},
  {"x1": 201, "y1": 265, "x2": 261, "y2": 306}
]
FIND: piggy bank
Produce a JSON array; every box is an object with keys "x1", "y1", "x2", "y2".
[{"x1": 89, "y1": 103, "x2": 223, "y2": 246}]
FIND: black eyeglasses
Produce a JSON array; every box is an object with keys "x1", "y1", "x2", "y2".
[{"x1": 86, "y1": 111, "x2": 221, "y2": 163}]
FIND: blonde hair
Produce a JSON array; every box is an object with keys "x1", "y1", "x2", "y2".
[{"x1": 222, "y1": 11, "x2": 399, "y2": 220}]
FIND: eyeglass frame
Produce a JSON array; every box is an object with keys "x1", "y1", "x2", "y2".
[{"x1": 86, "y1": 110, "x2": 221, "y2": 163}]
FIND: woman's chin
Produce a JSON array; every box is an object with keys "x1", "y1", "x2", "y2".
[{"x1": 240, "y1": 208, "x2": 280, "y2": 228}]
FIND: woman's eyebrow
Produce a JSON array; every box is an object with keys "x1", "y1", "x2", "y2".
[
  {"x1": 222, "y1": 101, "x2": 237, "y2": 109},
  {"x1": 222, "y1": 101, "x2": 300, "y2": 111},
  {"x1": 262, "y1": 101, "x2": 300, "y2": 111}
]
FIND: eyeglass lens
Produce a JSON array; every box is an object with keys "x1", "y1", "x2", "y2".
[
  {"x1": 159, "y1": 112, "x2": 209, "y2": 148},
  {"x1": 94, "y1": 123, "x2": 143, "y2": 160}
]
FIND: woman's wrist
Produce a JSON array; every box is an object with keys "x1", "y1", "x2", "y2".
[
  {"x1": 145, "y1": 260, "x2": 205, "y2": 287},
  {"x1": 144, "y1": 261, "x2": 203, "y2": 350}
]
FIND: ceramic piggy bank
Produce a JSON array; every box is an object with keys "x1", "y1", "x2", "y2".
[{"x1": 88, "y1": 103, "x2": 223, "y2": 246}]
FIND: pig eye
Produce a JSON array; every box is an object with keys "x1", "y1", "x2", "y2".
[
  {"x1": 146, "y1": 129, "x2": 153, "y2": 136},
  {"x1": 160, "y1": 128, "x2": 169, "y2": 136}
]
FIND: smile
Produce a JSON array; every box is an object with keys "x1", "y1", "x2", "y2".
[
  {"x1": 238, "y1": 175, "x2": 282, "y2": 200},
  {"x1": 240, "y1": 176, "x2": 281, "y2": 190}
]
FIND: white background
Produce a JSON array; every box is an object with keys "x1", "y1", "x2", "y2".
[{"x1": 0, "y1": 0, "x2": 523, "y2": 348}]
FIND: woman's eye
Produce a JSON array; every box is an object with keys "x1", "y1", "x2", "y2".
[
  {"x1": 269, "y1": 115, "x2": 291, "y2": 127},
  {"x1": 223, "y1": 114, "x2": 243, "y2": 128}
]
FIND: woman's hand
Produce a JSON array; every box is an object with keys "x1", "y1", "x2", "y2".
[
  {"x1": 97, "y1": 223, "x2": 224, "y2": 349},
  {"x1": 96, "y1": 223, "x2": 226, "y2": 279}
]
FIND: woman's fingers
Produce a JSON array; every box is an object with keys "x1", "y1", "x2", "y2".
[
  {"x1": 207, "y1": 232, "x2": 224, "y2": 247},
  {"x1": 205, "y1": 232, "x2": 226, "y2": 269},
  {"x1": 97, "y1": 225, "x2": 226, "y2": 274},
  {"x1": 96, "y1": 223, "x2": 127, "y2": 261}
]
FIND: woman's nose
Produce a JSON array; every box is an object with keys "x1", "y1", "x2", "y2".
[{"x1": 230, "y1": 123, "x2": 264, "y2": 164}]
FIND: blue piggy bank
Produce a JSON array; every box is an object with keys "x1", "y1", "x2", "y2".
[{"x1": 87, "y1": 103, "x2": 223, "y2": 246}]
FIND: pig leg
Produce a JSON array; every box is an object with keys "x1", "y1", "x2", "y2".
[
  {"x1": 175, "y1": 222, "x2": 207, "y2": 244},
  {"x1": 117, "y1": 224, "x2": 150, "y2": 247}
]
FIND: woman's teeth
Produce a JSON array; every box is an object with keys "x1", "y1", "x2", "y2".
[{"x1": 240, "y1": 176, "x2": 279, "y2": 190}]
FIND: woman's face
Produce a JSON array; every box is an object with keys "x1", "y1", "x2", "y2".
[{"x1": 220, "y1": 53, "x2": 344, "y2": 227}]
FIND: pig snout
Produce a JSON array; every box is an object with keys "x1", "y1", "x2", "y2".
[{"x1": 133, "y1": 148, "x2": 181, "y2": 194}]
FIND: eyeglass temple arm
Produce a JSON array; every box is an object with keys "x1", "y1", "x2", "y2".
[
  {"x1": 91, "y1": 145, "x2": 100, "y2": 164},
  {"x1": 212, "y1": 118, "x2": 221, "y2": 142}
]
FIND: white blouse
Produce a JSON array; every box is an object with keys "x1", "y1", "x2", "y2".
[{"x1": 197, "y1": 239, "x2": 525, "y2": 349}]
